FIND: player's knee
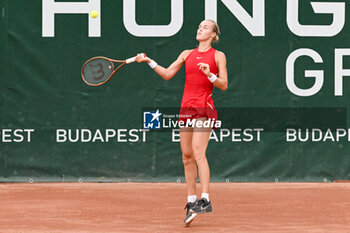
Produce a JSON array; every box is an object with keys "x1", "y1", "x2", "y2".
[
  {"x1": 192, "y1": 144, "x2": 202, "y2": 156},
  {"x1": 192, "y1": 143, "x2": 203, "y2": 155},
  {"x1": 182, "y1": 153, "x2": 195, "y2": 166},
  {"x1": 192, "y1": 151, "x2": 206, "y2": 163}
]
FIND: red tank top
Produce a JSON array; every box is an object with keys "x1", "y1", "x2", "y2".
[{"x1": 181, "y1": 48, "x2": 218, "y2": 108}]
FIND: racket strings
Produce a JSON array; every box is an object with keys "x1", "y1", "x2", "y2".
[{"x1": 82, "y1": 58, "x2": 114, "y2": 85}]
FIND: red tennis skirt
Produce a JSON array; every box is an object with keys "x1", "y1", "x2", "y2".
[{"x1": 178, "y1": 101, "x2": 218, "y2": 129}]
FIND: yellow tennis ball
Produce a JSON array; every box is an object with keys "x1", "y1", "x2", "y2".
[{"x1": 90, "y1": 10, "x2": 98, "y2": 18}]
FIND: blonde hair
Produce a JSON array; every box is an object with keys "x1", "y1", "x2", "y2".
[{"x1": 206, "y1": 19, "x2": 220, "y2": 43}]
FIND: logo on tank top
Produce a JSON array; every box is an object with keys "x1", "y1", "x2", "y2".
[{"x1": 196, "y1": 57, "x2": 202, "y2": 59}]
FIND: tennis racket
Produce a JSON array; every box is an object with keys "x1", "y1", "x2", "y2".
[{"x1": 81, "y1": 56, "x2": 138, "y2": 86}]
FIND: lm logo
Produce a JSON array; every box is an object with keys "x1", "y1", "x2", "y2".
[{"x1": 143, "y1": 109, "x2": 162, "y2": 129}]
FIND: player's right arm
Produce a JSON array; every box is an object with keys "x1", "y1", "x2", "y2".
[{"x1": 135, "y1": 50, "x2": 192, "y2": 80}]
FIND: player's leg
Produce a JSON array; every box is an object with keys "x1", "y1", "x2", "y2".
[
  {"x1": 180, "y1": 126, "x2": 198, "y2": 225},
  {"x1": 190, "y1": 118, "x2": 212, "y2": 214},
  {"x1": 180, "y1": 126, "x2": 197, "y2": 196}
]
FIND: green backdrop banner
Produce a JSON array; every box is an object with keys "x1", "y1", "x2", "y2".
[{"x1": 1, "y1": 0, "x2": 350, "y2": 182}]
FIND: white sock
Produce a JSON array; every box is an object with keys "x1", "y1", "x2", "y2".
[
  {"x1": 201, "y1": 193, "x2": 209, "y2": 202},
  {"x1": 187, "y1": 195, "x2": 197, "y2": 203}
]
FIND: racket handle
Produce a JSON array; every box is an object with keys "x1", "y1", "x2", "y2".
[{"x1": 126, "y1": 56, "x2": 136, "y2": 64}]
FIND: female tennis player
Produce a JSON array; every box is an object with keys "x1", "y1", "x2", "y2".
[{"x1": 135, "y1": 19, "x2": 228, "y2": 226}]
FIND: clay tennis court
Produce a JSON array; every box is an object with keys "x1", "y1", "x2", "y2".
[{"x1": 1, "y1": 182, "x2": 349, "y2": 232}]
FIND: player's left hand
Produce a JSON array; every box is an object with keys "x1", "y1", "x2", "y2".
[{"x1": 197, "y1": 63, "x2": 211, "y2": 77}]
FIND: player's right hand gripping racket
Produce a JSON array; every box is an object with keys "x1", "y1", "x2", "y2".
[{"x1": 81, "y1": 56, "x2": 137, "y2": 86}]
